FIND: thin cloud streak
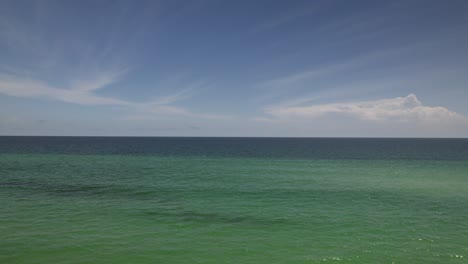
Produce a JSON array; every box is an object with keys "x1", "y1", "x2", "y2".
[
  {"x1": 0, "y1": 72, "x2": 130, "y2": 106},
  {"x1": 249, "y1": 3, "x2": 325, "y2": 33},
  {"x1": 257, "y1": 44, "x2": 423, "y2": 92}
]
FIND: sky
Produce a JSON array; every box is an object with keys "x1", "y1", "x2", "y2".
[{"x1": 1, "y1": 0, "x2": 468, "y2": 137}]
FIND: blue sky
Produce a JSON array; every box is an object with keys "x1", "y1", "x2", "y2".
[{"x1": 1, "y1": 0, "x2": 468, "y2": 137}]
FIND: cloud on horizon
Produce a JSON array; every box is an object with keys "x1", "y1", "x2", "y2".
[{"x1": 265, "y1": 94, "x2": 467, "y2": 124}]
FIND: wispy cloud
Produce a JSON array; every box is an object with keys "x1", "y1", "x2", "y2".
[
  {"x1": 0, "y1": 71, "x2": 226, "y2": 120},
  {"x1": 69, "y1": 68, "x2": 129, "y2": 92},
  {"x1": 257, "y1": 44, "x2": 421, "y2": 91},
  {"x1": 0, "y1": 2, "x2": 225, "y2": 121},
  {"x1": 0, "y1": 68, "x2": 234, "y2": 122},
  {"x1": 0, "y1": 3, "x2": 132, "y2": 106},
  {"x1": 0, "y1": 71, "x2": 130, "y2": 106},
  {"x1": 249, "y1": 3, "x2": 324, "y2": 33},
  {"x1": 265, "y1": 94, "x2": 467, "y2": 124}
]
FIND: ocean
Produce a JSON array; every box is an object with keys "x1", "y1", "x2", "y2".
[{"x1": 1, "y1": 137, "x2": 467, "y2": 263}]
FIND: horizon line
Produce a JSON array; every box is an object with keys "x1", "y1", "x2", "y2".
[{"x1": 1, "y1": 135, "x2": 467, "y2": 139}]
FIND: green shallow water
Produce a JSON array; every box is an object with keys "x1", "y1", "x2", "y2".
[{"x1": 1, "y1": 153, "x2": 468, "y2": 263}]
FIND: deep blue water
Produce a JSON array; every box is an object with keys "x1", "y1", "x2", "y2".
[{"x1": 1, "y1": 136, "x2": 468, "y2": 160}]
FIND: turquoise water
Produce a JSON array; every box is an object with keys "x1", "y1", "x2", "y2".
[{"x1": 1, "y1": 137, "x2": 468, "y2": 263}]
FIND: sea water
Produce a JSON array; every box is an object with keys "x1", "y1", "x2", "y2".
[{"x1": 1, "y1": 137, "x2": 467, "y2": 263}]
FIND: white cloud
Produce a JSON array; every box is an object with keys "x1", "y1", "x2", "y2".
[{"x1": 265, "y1": 94, "x2": 466, "y2": 123}]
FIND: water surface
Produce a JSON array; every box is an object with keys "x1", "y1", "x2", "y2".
[{"x1": 1, "y1": 137, "x2": 467, "y2": 263}]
